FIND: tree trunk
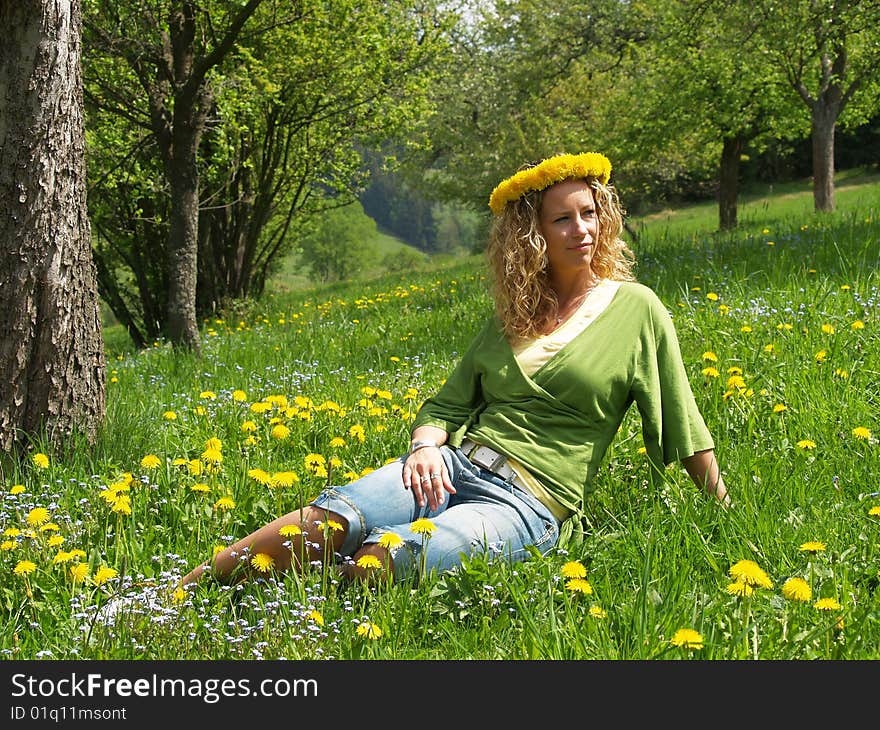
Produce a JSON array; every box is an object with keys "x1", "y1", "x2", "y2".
[
  {"x1": 811, "y1": 102, "x2": 837, "y2": 212},
  {"x1": 165, "y1": 140, "x2": 202, "y2": 353},
  {"x1": 718, "y1": 135, "x2": 743, "y2": 230},
  {"x1": 0, "y1": 0, "x2": 106, "y2": 454}
]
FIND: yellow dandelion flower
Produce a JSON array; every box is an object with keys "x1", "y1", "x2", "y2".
[
  {"x1": 172, "y1": 586, "x2": 187, "y2": 603},
  {"x1": 47, "y1": 535, "x2": 64, "y2": 547},
  {"x1": 565, "y1": 578, "x2": 593, "y2": 594},
  {"x1": 187, "y1": 459, "x2": 203, "y2": 475},
  {"x1": 561, "y1": 560, "x2": 587, "y2": 579},
  {"x1": 92, "y1": 566, "x2": 118, "y2": 586},
  {"x1": 821, "y1": 323, "x2": 835, "y2": 334},
  {"x1": 10, "y1": 484, "x2": 25, "y2": 495},
  {"x1": 190, "y1": 483, "x2": 211, "y2": 493},
  {"x1": 4, "y1": 527, "x2": 21, "y2": 537},
  {"x1": 305, "y1": 453, "x2": 326, "y2": 470},
  {"x1": 814, "y1": 350, "x2": 828, "y2": 363},
  {"x1": 851, "y1": 320, "x2": 864, "y2": 330},
  {"x1": 111, "y1": 495, "x2": 132, "y2": 515},
  {"x1": 348, "y1": 424, "x2": 366, "y2": 443},
  {"x1": 278, "y1": 524, "x2": 302, "y2": 537},
  {"x1": 356, "y1": 622, "x2": 382, "y2": 640},
  {"x1": 202, "y1": 446, "x2": 223, "y2": 464},
  {"x1": 729, "y1": 559, "x2": 773, "y2": 588},
  {"x1": 852, "y1": 426, "x2": 872, "y2": 441},
  {"x1": 356, "y1": 555, "x2": 383, "y2": 570},
  {"x1": 670, "y1": 628, "x2": 703, "y2": 650},
  {"x1": 782, "y1": 577, "x2": 812, "y2": 602},
  {"x1": 53, "y1": 550, "x2": 72, "y2": 564},
  {"x1": 796, "y1": 439, "x2": 816, "y2": 450},
  {"x1": 589, "y1": 605, "x2": 607, "y2": 619},
  {"x1": 410, "y1": 518, "x2": 436, "y2": 536},
  {"x1": 814, "y1": 597, "x2": 841, "y2": 611},
  {"x1": 740, "y1": 325, "x2": 752, "y2": 333},
  {"x1": 232, "y1": 390, "x2": 247, "y2": 402},
  {"x1": 26, "y1": 507, "x2": 50, "y2": 527},
  {"x1": 199, "y1": 390, "x2": 217, "y2": 400},
  {"x1": 1, "y1": 540, "x2": 16, "y2": 551},
  {"x1": 726, "y1": 581, "x2": 754, "y2": 597},
  {"x1": 799, "y1": 541, "x2": 826, "y2": 553},
  {"x1": 329, "y1": 437, "x2": 347, "y2": 448},
  {"x1": 250, "y1": 553, "x2": 275, "y2": 573},
  {"x1": 140, "y1": 454, "x2": 162, "y2": 469},
  {"x1": 241, "y1": 420, "x2": 258, "y2": 433},
  {"x1": 162, "y1": 410, "x2": 177, "y2": 420},
  {"x1": 320, "y1": 519, "x2": 344, "y2": 533},
  {"x1": 70, "y1": 564, "x2": 89, "y2": 582},
  {"x1": 14, "y1": 560, "x2": 37, "y2": 576},
  {"x1": 378, "y1": 532, "x2": 403, "y2": 550},
  {"x1": 270, "y1": 424, "x2": 291, "y2": 440},
  {"x1": 773, "y1": 403, "x2": 787, "y2": 413},
  {"x1": 271, "y1": 471, "x2": 299, "y2": 488},
  {"x1": 701, "y1": 366, "x2": 719, "y2": 378},
  {"x1": 706, "y1": 292, "x2": 718, "y2": 301},
  {"x1": 32, "y1": 452, "x2": 50, "y2": 469},
  {"x1": 834, "y1": 368, "x2": 849, "y2": 379},
  {"x1": 213, "y1": 496, "x2": 236, "y2": 511},
  {"x1": 868, "y1": 506, "x2": 880, "y2": 516},
  {"x1": 248, "y1": 468, "x2": 272, "y2": 485},
  {"x1": 308, "y1": 610, "x2": 324, "y2": 626}
]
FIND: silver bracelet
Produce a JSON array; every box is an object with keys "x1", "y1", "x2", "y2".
[{"x1": 409, "y1": 439, "x2": 439, "y2": 454}]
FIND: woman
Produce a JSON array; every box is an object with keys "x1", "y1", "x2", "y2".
[{"x1": 179, "y1": 151, "x2": 729, "y2": 588}]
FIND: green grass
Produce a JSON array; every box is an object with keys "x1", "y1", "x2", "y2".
[{"x1": 3, "y1": 172, "x2": 880, "y2": 660}]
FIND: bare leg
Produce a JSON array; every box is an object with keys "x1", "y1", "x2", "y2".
[
  {"x1": 178, "y1": 505, "x2": 348, "y2": 586},
  {"x1": 341, "y1": 543, "x2": 394, "y2": 584}
]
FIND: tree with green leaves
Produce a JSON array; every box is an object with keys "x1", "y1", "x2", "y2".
[
  {"x1": 745, "y1": 0, "x2": 880, "y2": 212},
  {"x1": 84, "y1": 0, "x2": 267, "y2": 353},
  {"x1": 85, "y1": 0, "x2": 450, "y2": 348},
  {"x1": 615, "y1": 0, "x2": 803, "y2": 229}
]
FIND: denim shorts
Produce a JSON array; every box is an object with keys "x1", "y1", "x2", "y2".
[{"x1": 309, "y1": 445, "x2": 560, "y2": 580}]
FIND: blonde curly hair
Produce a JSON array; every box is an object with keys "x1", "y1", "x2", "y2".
[{"x1": 486, "y1": 178, "x2": 636, "y2": 342}]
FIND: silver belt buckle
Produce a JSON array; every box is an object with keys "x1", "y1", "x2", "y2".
[{"x1": 463, "y1": 439, "x2": 515, "y2": 481}]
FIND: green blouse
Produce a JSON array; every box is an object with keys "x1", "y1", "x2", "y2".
[{"x1": 412, "y1": 282, "x2": 714, "y2": 522}]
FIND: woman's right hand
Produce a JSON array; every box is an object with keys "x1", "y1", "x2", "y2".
[{"x1": 402, "y1": 446, "x2": 456, "y2": 511}]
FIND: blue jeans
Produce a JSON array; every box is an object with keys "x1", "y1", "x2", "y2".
[{"x1": 309, "y1": 445, "x2": 560, "y2": 580}]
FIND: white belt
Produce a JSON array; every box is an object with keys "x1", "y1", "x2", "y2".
[{"x1": 460, "y1": 438, "x2": 525, "y2": 489}]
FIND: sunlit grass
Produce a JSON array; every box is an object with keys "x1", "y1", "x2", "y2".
[{"x1": 2, "y1": 186, "x2": 879, "y2": 660}]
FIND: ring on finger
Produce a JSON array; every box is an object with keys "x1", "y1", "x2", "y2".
[
  {"x1": 429, "y1": 472, "x2": 441, "y2": 479},
  {"x1": 420, "y1": 476, "x2": 431, "y2": 483}
]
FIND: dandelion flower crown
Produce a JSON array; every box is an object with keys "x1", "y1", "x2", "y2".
[{"x1": 488, "y1": 151, "x2": 612, "y2": 215}]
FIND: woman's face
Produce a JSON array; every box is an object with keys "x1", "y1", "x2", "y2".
[{"x1": 538, "y1": 179, "x2": 599, "y2": 280}]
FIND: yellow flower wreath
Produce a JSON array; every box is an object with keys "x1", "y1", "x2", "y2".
[{"x1": 488, "y1": 151, "x2": 612, "y2": 215}]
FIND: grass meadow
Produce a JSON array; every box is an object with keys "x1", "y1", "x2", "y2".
[{"x1": 2, "y1": 173, "x2": 879, "y2": 661}]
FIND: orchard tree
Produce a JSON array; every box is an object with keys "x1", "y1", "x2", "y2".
[
  {"x1": 0, "y1": 0, "x2": 106, "y2": 454},
  {"x1": 747, "y1": 0, "x2": 880, "y2": 211},
  {"x1": 84, "y1": 0, "x2": 267, "y2": 353},
  {"x1": 615, "y1": 0, "x2": 803, "y2": 229},
  {"x1": 85, "y1": 1, "x2": 450, "y2": 346}
]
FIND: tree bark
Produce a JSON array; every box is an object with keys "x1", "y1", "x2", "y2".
[
  {"x1": 718, "y1": 135, "x2": 743, "y2": 230},
  {"x1": 0, "y1": 0, "x2": 106, "y2": 454},
  {"x1": 811, "y1": 101, "x2": 837, "y2": 212}
]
